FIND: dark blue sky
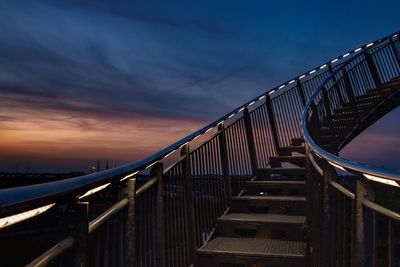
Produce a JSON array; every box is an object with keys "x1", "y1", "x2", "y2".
[{"x1": 0, "y1": 0, "x2": 399, "y2": 172}]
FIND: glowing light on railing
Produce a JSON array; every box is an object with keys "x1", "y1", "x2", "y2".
[
  {"x1": 331, "y1": 58, "x2": 338, "y2": 63},
  {"x1": 163, "y1": 149, "x2": 176, "y2": 159},
  {"x1": 328, "y1": 161, "x2": 347, "y2": 172},
  {"x1": 269, "y1": 90, "x2": 276, "y2": 95},
  {"x1": 239, "y1": 107, "x2": 245, "y2": 112},
  {"x1": 193, "y1": 134, "x2": 201, "y2": 140},
  {"x1": 179, "y1": 142, "x2": 188, "y2": 149},
  {"x1": 0, "y1": 203, "x2": 55, "y2": 229},
  {"x1": 228, "y1": 113, "x2": 235, "y2": 119},
  {"x1": 320, "y1": 64, "x2": 327, "y2": 69},
  {"x1": 80, "y1": 183, "x2": 111, "y2": 199},
  {"x1": 299, "y1": 74, "x2": 306, "y2": 79},
  {"x1": 363, "y1": 174, "x2": 400, "y2": 188},
  {"x1": 248, "y1": 101, "x2": 255, "y2": 106},
  {"x1": 289, "y1": 80, "x2": 295, "y2": 84},
  {"x1": 205, "y1": 127, "x2": 213, "y2": 133},
  {"x1": 145, "y1": 162, "x2": 157, "y2": 170},
  {"x1": 279, "y1": 85, "x2": 285, "y2": 89},
  {"x1": 120, "y1": 171, "x2": 139, "y2": 181},
  {"x1": 309, "y1": 70, "x2": 316, "y2": 74},
  {"x1": 354, "y1": 47, "x2": 362, "y2": 52},
  {"x1": 259, "y1": 95, "x2": 266, "y2": 100},
  {"x1": 343, "y1": 53, "x2": 350, "y2": 58},
  {"x1": 393, "y1": 34, "x2": 398, "y2": 38},
  {"x1": 366, "y1": 42, "x2": 374, "y2": 47}
]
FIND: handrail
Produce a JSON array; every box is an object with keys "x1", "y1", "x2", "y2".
[
  {"x1": 301, "y1": 34, "x2": 400, "y2": 184},
  {"x1": 0, "y1": 31, "x2": 398, "y2": 219}
]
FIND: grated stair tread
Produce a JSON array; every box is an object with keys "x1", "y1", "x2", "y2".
[{"x1": 198, "y1": 237, "x2": 306, "y2": 259}]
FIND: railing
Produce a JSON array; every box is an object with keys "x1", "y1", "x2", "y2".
[
  {"x1": 302, "y1": 34, "x2": 400, "y2": 266},
  {"x1": 0, "y1": 31, "x2": 399, "y2": 267}
]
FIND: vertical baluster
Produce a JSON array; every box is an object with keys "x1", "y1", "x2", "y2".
[
  {"x1": 342, "y1": 69, "x2": 361, "y2": 122},
  {"x1": 388, "y1": 220, "x2": 395, "y2": 267},
  {"x1": 363, "y1": 49, "x2": 383, "y2": 89},
  {"x1": 218, "y1": 122, "x2": 232, "y2": 205},
  {"x1": 265, "y1": 95, "x2": 280, "y2": 154},
  {"x1": 390, "y1": 38, "x2": 400, "y2": 69},
  {"x1": 181, "y1": 145, "x2": 196, "y2": 263},
  {"x1": 243, "y1": 108, "x2": 258, "y2": 175}
]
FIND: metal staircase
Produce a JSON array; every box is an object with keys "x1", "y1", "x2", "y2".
[
  {"x1": 198, "y1": 138, "x2": 307, "y2": 266},
  {"x1": 0, "y1": 31, "x2": 399, "y2": 267}
]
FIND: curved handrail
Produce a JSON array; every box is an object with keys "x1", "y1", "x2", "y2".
[
  {"x1": 0, "y1": 31, "x2": 398, "y2": 218},
  {"x1": 301, "y1": 38, "x2": 400, "y2": 183}
]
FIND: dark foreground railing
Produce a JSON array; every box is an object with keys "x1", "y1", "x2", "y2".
[
  {"x1": 0, "y1": 31, "x2": 399, "y2": 267},
  {"x1": 302, "y1": 35, "x2": 400, "y2": 266}
]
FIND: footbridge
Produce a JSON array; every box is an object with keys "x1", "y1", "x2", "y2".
[{"x1": 0, "y1": 31, "x2": 399, "y2": 267}]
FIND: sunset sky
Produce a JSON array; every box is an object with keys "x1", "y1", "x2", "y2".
[{"x1": 0, "y1": 0, "x2": 399, "y2": 172}]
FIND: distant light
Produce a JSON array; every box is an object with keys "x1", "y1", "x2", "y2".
[
  {"x1": 289, "y1": 80, "x2": 295, "y2": 84},
  {"x1": 366, "y1": 42, "x2": 374, "y2": 47},
  {"x1": 299, "y1": 74, "x2": 306, "y2": 79},
  {"x1": 331, "y1": 58, "x2": 339, "y2": 63},
  {"x1": 343, "y1": 53, "x2": 350, "y2": 58},
  {"x1": 354, "y1": 48, "x2": 362, "y2": 52},
  {"x1": 309, "y1": 70, "x2": 316, "y2": 74},
  {"x1": 228, "y1": 113, "x2": 235, "y2": 119},
  {"x1": 258, "y1": 95, "x2": 266, "y2": 100},
  {"x1": 248, "y1": 101, "x2": 255, "y2": 106},
  {"x1": 239, "y1": 107, "x2": 245, "y2": 112},
  {"x1": 269, "y1": 90, "x2": 276, "y2": 95},
  {"x1": 0, "y1": 203, "x2": 55, "y2": 229},
  {"x1": 279, "y1": 85, "x2": 285, "y2": 89},
  {"x1": 320, "y1": 64, "x2": 327, "y2": 69}
]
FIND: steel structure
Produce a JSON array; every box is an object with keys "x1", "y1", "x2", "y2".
[{"x1": 0, "y1": 31, "x2": 399, "y2": 267}]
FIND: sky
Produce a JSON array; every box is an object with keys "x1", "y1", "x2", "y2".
[{"x1": 0, "y1": 0, "x2": 399, "y2": 172}]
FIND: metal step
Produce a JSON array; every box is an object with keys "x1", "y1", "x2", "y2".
[
  {"x1": 232, "y1": 196, "x2": 306, "y2": 212},
  {"x1": 257, "y1": 167, "x2": 306, "y2": 179},
  {"x1": 270, "y1": 156, "x2": 306, "y2": 167},
  {"x1": 278, "y1": 146, "x2": 305, "y2": 156},
  {"x1": 218, "y1": 213, "x2": 306, "y2": 226},
  {"x1": 197, "y1": 237, "x2": 306, "y2": 266},
  {"x1": 217, "y1": 213, "x2": 306, "y2": 240},
  {"x1": 246, "y1": 180, "x2": 306, "y2": 191}
]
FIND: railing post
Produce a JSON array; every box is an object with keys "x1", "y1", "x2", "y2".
[
  {"x1": 328, "y1": 63, "x2": 345, "y2": 106},
  {"x1": 342, "y1": 69, "x2": 361, "y2": 121},
  {"x1": 124, "y1": 178, "x2": 136, "y2": 267},
  {"x1": 218, "y1": 122, "x2": 232, "y2": 205},
  {"x1": 181, "y1": 144, "x2": 196, "y2": 262},
  {"x1": 151, "y1": 163, "x2": 166, "y2": 267},
  {"x1": 296, "y1": 79, "x2": 306, "y2": 106},
  {"x1": 352, "y1": 178, "x2": 367, "y2": 267},
  {"x1": 305, "y1": 147, "x2": 321, "y2": 266},
  {"x1": 363, "y1": 181, "x2": 376, "y2": 267},
  {"x1": 321, "y1": 161, "x2": 335, "y2": 267},
  {"x1": 243, "y1": 107, "x2": 258, "y2": 175},
  {"x1": 265, "y1": 95, "x2": 281, "y2": 154},
  {"x1": 59, "y1": 202, "x2": 89, "y2": 267},
  {"x1": 363, "y1": 49, "x2": 382, "y2": 89}
]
